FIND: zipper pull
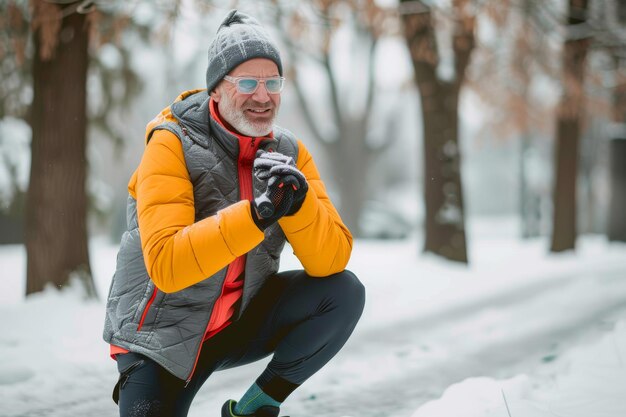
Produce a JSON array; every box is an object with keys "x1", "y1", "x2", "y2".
[{"x1": 251, "y1": 137, "x2": 256, "y2": 148}]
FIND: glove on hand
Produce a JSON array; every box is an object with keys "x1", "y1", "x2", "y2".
[
  {"x1": 265, "y1": 164, "x2": 308, "y2": 216},
  {"x1": 251, "y1": 174, "x2": 298, "y2": 230},
  {"x1": 253, "y1": 150, "x2": 308, "y2": 216},
  {"x1": 253, "y1": 150, "x2": 296, "y2": 180}
]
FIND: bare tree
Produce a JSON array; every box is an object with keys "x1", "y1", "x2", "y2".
[
  {"x1": 26, "y1": 0, "x2": 96, "y2": 297},
  {"x1": 550, "y1": 0, "x2": 590, "y2": 252},
  {"x1": 462, "y1": 0, "x2": 625, "y2": 245},
  {"x1": 400, "y1": 0, "x2": 475, "y2": 263},
  {"x1": 592, "y1": 0, "x2": 626, "y2": 241},
  {"x1": 508, "y1": 0, "x2": 560, "y2": 238},
  {"x1": 0, "y1": 0, "x2": 173, "y2": 297},
  {"x1": 466, "y1": 0, "x2": 562, "y2": 239}
]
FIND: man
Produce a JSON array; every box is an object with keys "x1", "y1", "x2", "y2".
[{"x1": 103, "y1": 9, "x2": 365, "y2": 417}]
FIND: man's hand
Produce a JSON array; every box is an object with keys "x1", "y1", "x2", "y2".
[
  {"x1": 251, "y1": 174, "x2": 297, "y2": 230},
  {"x1": 253, "y1": 150, "x2": 295, "y2": 180},
  {"x1": 265, "y1": 164, "x2": 308, "y2": 215},
  {"x1": 253, "y1": 151, "x2": 308, "y2": 217}
]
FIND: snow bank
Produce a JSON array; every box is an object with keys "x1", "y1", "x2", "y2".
[{"x1": 411, "y1": 321, "x2": 626, "y2": 417}]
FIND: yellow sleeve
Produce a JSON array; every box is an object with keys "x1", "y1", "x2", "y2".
[
  {"x1": 278, "y1": 140, "x2": 353, "y2": 276},
  {"x1": 133, "y1": 129, "x2": 264, "y2": 293}
]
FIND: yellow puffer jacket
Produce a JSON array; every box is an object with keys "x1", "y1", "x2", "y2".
[{"x1": 129, "y1": 90, "x2": 353, "y2": 293}]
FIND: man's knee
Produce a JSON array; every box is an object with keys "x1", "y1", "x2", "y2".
[{"x1": 327, "y1": 269, "x2": 366, "y2": 319}]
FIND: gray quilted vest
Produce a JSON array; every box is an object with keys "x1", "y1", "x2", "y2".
[{"x1": 103, "y1": 90, "x2": 299, "y2": 381}]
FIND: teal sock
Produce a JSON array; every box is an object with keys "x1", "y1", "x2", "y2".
[{"x1": 234, "y1": 383, "x2": 281, "y2": 415}]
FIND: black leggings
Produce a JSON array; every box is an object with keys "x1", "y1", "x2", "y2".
[{"x1": 113, "y1": 269, "x2": 365, "y2": 417}]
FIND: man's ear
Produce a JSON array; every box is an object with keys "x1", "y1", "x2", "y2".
[{"x1": 210, "y1": 88, "x2": 221, "y2": 102}]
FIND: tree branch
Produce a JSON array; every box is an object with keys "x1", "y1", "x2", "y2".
[
  {"x1": 289, "y1": 61, "x2": 329, "y2": 146},
  {"x1": 322, "y1": 49, "x2": 343, "y2": 135},
  {"x1": 316, "y1": 4, "x2": 343, "y2": 136},
  {"x1": 363, "y1": 34, "x2": 378, "y2": 124},
  {"x1": 269, "y1": 3, "x2": 333, "y2": 145},
  {"x1": 278, "y1": 30, "x2": 325, "y2": 65}
]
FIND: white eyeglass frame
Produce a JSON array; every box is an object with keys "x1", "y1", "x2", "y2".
[{"x1": 223, "y1": 75, "x2": 285, "y2": 94}]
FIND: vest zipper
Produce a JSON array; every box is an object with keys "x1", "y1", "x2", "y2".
[
  {"x1": 185, "y1": 135, "x2": 260, "y2": 387},
  {"x1": 137, "y1": 287, "x2": 157, "y2": 331}
]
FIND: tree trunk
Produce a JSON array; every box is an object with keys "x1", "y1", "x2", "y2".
[
  {"x1": 520, "y1": 132, "x2": 542, "y2": 238},
  {"x1": 420, "y1": 83, "x2": 468, "y2": 262},
  {"x1": 517, "y1": 0, "x2": 541, "y2": 239},
  {"x1": 551, "y1": 116, "x2": 580, "y2": 251},
  {"x1": 401, "y1": 0, "x2": 469, "y2": 263},
  {"x1": 550, "y1": 0, "x2": 589, "y2": 252},
  {"x1": 608, "y1": 138, "x2": 626, "y2": 242},
  {"x1": 26, "y1": 5, "x2": 97, "y2": 298}
]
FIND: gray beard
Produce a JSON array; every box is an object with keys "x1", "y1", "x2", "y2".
[{"x1": 218, "y1": 93, "x2": 277, "y2": 137}]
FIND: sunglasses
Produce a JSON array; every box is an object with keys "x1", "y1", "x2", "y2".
[{"x1": 223, "y1": 76, "x2": 285, "y2": 94}]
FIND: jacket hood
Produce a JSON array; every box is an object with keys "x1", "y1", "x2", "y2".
[{"x1": 144, "y1": 89, "x2": 205, "y2": 145}]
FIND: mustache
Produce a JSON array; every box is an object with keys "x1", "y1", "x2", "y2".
[{"x1": 244, "y1": 100, "x2": 273, "y2": 110}]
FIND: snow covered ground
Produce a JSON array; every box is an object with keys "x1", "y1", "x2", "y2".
[
  {"x1": 411, "y1": 320, "x2": 626, "y2": 417},
  {"x1": 1, "y1": 218, "x2": 626, "y2": 417}
]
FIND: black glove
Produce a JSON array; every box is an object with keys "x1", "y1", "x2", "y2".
[
  {"x1": 254, "y1": 151, "x2": 308, "y2": 216},
  {"x1": 265, "y1": 164, "x2": 308, "y2": 215},
  {"x1": 251, "y1": 174, "x2": 298, "y2": 230}
]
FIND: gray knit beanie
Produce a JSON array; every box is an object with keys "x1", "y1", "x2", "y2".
[{"x1": 206, "y1": 10, "x2": 283, "y2": 93}]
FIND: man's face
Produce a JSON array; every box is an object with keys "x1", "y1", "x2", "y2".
[{"x1": 211, "y1": 58, "x2": 281, "y2": 137}]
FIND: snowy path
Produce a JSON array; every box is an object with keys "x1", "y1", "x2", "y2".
[
  {"x1": 284, "y1": 266, "x2": 626, "y2": 417},
  {"x1": 195, "y1": 263, "x2": 626, "y2": 417}
]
